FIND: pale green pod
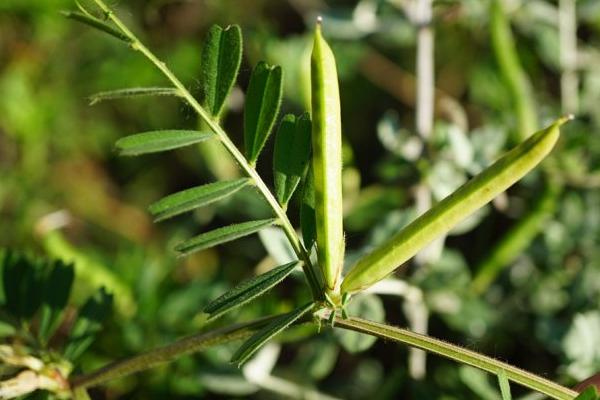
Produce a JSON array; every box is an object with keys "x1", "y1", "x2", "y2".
[
  {"x1": 311, "y1": 20, "x2": 345, "y2": 293},
  {"x1": 341, "y1": 116, "x2": 571, "y2": 294}
]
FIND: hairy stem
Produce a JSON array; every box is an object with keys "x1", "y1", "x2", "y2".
[
  {"x1": 70, "y1": 316, "x2": 278, "y2": 389},
  {"x1": 90, "y1": 0, "x2": 322, "y2": 300},
  {"x1": 335, "y1": 317, "x2": 578, "y2": 400}
]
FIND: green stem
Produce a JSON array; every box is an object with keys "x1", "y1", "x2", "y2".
[
  {"x1": 70, "y1": 316, "x2": 277, "y2": 389},
  {"x1": 89, "y1": 0, "x2": 322, "y2": 300},
  {"x1": 335, "y1": 317, "x2": 578, "y2": 400}
]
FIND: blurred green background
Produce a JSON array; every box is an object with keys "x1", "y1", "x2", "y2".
[{"x1": 1, "y1": 0, "x2": 600, "y2": 398}]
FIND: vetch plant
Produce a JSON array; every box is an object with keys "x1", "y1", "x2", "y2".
[{"x1": 48, "y1": 1, "x2": 599, "y2": 399}]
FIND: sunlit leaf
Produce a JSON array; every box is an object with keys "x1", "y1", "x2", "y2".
[
  {"x1": 175, "y1": 219, "x2": 277, "y2": 257},
  {"x1": 204, "y1": 261, "x2": 300, "y2": 320},
  {"x1": 115, "y1": 130, "x2": 213, "y2": 156},
  {"x1": 231, "y1": 302, "x2": 314, "y2": 366},
  {"x1": 273, "y1": 113, "x2": 312, "y2": 206},
  {"x1": 244, "y1": 62, "x2": 283, "y2": 165},
  {"x1": 201, "y1": 24, "x2": 243, "y2": 118},
  {"x1": 149, "y1": 178, "x2": 250, "y2": 222}
]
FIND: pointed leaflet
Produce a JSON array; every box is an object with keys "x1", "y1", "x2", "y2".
[
  {"x1": 89, "y1": 87, "x2": 180, "y2": 105},
  {"x1": 273, "y1": 113, "x2": 312, "y2": 206},
  {"x1": 149, "y1": 178, "x2": 251, "y2": 222},
  {"x1": 244, "y1": 62, "x2": 283, "y2": 165},
  {"x1": 175, "y1": 219, "x2": 277, "y2": 257},
  {"x1": 63, "y1": 11, "x2": 131, "y2": 43},
  {"x1": 39, "y1": 260, "x2": 75, "y2": 344},
  {"x1": 300, "y1": 167, "x2": 317, "y2": 250},
  {"x1": 204, "y1": 261, "x2": 300, "y2": 320},
  {"x1": 201, "y1": 25, "x2": 243, "y2": 118},
  {"x1": 231, "y1": 302, "x2": 314, "y2": 366},
  {"x1": 342, "y1": 116, "x2": 572, "y2": 294},
  {"x1": 311, "y1": 22, "x2": 344, "y2": 292},
  {"x1": 115, "y1": 130, "x2": 213, "y2": 156}
]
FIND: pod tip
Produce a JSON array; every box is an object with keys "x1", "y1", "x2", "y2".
[
  {"x1": 557, "y1": 113, "x2": 575, "y2": 126},
  {"x1": 316, "y1": 15, "x2": 323, "y2": 25}
]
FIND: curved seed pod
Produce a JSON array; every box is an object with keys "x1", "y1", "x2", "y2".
[
  {"x1": 342, "y1": 116, "x2": 572, "y2": 294},
  {"x1": 311, "y1": 19, "x2": 345, "y2": 293}
]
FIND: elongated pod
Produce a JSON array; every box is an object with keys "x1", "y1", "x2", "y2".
[
  {"x1": 342, "y1": 116, "x2": 572, "y2": 294},
  {"x1": 311, "y1": 19, "x2": 345, "y2": 294}
]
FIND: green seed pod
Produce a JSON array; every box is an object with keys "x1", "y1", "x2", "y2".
[
  {"x1": 311, "y1": 19, "x2": 345, "y2": 294},
  {"x1": 341, "y1": 116, "x2": 572, "y2": 294}
]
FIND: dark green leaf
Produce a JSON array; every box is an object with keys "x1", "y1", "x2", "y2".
[
  {"x1": 244, "y1": 62, "x2": 283, "y2": 165},
  {"x1": 201, "y1": 24, "x2": 243, "y2": 118},
  {"x1": 575, "y1": 387, "x2": 600, "y2": 400},
  {"x1": 89, "y1": 87, "x2": 180, "y2": 105},
  {"x1": 300, "y1": 167, "x2": 316, "y2": 249},
  {"x1": 175, "y1": 219, "x2": 277, "y2": 257},
  {"x1": 2, "y1": 252, "x2": 45, "y2": 319},
  {"x1": 64, "y1": 288, "x2": 113, "y2": 361},
  {"x1": 204, "y1": 261, "x2": 300, "y2": 320},
  {"x1": 63, "y1": 11, "x2": 131, "y2": 43},
  {"x1": 2, "y1": 251, "x2": 23, "y2": 316},
  {"x1": 115, "y1": 130, "x2": 213, "y2": 156},
  {"x1": 231, "y1": 302, "x2": 314, "y2": 366},
  {"x1": 273, "y1": 113, "x2": 312, "y2": 206},
  {"x1": 38, "y1": 260, "x2": 75, "y2": 344},
  {"x1": 149, "y1": 178, "x2": 251, "y2": 222}
]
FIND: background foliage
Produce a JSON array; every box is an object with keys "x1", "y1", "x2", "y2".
[{"x1": 1, "y1": 0, "x2": 600, "y2": 398}]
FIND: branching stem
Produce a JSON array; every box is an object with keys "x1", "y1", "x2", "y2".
[
  {"x1": 70, "y1": 316, "x2": 278, "y2": 389},
  {"x1": 90, "y1": 0, "x2": 322, "y2": 300},
  {"x1": 335, "y1": 317, "x2": 578, "y2": 400}
]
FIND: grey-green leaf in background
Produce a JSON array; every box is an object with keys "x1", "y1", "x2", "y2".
[
  {"x1": 273, "y1": 113, "x2": 312, "y2": 206},
  {"x1": 231, "y1": 302, "x2": 314, "y2": 367},
  {"x1": 244, "y1": 61, "x2": 283, "y2": 165},
  {"x1": 204, "y1": 261, "x2": 300, "y2": 320},
  {"x1": 149, "y1": 178, "x2": 250, "y2": 222},
  {"x1": 175, "y1": 219, "x2": 277, "y2": 257},
  {"x1": 89, "y1": 87, "x2": 180, "y2": 105},
  {"x1": 115, "y1": 130, "x2": 213, "y2": 156},
  {"x1": 201, "y1": 24, "x2": 243, "y2": 118}
]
